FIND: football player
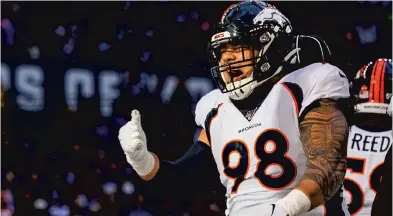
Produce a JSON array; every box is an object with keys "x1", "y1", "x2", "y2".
[
  {"x1": 371, "y1": 99, "x2": 392, "y2": 216},
  {"x1": 371, "y1": 146, "x2": 392, "y2": 216},
  {"x1": 343, "y1": 58, "x2": 392, "y2": 215},
  {"x1": 119, "y1": 1, "x2": 350, "y2": 215}
]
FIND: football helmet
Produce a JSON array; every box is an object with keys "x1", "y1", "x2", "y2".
[
  {"x1": 350, "y1": 58, "x2": 392, "y2": 114},
  {"x1": 207, "y1": 0, "x2": 297, "y2": 100}
]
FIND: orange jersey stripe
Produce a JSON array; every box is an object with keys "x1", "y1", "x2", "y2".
[
  {"x1": 280, "y1": 83, "x2": 299, "y2": 116},
  {"x1": 208, "y1": 103, "x2": 223, "y2": 148}
]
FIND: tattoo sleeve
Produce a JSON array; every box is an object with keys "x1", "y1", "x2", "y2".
[{"x1": 299, "y1": 99, "x2": 348, "y2": 201}]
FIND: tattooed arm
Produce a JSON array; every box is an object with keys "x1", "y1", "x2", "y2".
[{"x1": 294, "y1": 98, "x2": 348, "y2": 209}]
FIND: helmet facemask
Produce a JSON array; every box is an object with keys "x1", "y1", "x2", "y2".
[
  {"x1": 207, "y1": 1, "x2": 294, "y2": 100},
  {"x1": 209, "y1": 34, "x2": 259, "y2": 94},
  {"x1": 208, "y1": 28, "x2": 290, "y2": 100}
]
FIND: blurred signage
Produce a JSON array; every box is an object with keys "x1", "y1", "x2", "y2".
[{"x1": 1, "y1": 62, "x2": 214, "y2": 117}]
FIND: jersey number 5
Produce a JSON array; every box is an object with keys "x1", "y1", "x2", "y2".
[
  {"x1": 344, "y1": 157, "x2": 384, "y2": 215},
  {"x1": 221, "y1": 128, "x2": 297, "y2": 194}
]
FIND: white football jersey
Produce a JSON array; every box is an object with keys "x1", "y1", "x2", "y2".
[
  {"x1": 195, "y1": 63, "x2": 351, "y2": 216},
  {"x1": 344, "y1": 125, "x2": 392, "y2": 216}
]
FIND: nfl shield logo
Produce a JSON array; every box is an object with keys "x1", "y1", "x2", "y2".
[{"x1": 245, "y1": 109, "x2": 256, "y2": 121}]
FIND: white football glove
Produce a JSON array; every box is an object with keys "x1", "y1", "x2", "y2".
[{"x1": 118, "y1": 110, "x2": 155, "y2": 176}]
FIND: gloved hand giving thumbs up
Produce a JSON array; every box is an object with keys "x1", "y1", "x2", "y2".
[{"x1": 118, "y1": 110, "x2": 156, "y2": 177}]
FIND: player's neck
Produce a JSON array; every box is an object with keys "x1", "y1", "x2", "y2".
[{"x1": 231, "y1": 76, "x2": 280, "y2": 111}]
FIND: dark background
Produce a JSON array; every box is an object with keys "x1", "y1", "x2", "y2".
[{"x1": 1, "y1": 1, "x2": 392, "y2": 216}]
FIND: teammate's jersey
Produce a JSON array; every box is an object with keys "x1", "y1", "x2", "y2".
[
  {"x1": 344, "y1": 125, "x2": 392, "y2": 216},
  {"x1": 195, "y1": 63, "x2": 351, "y2": 216}
]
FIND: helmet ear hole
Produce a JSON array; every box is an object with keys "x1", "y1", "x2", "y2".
[{"x1": 259, "y1": 32, "x2": 271, "y2": 44}]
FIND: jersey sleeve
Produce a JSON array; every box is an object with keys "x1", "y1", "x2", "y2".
[
  {"x1": 195, "y1": 89, "x2": 227, "y2": 128},
  {"x1": 141, "y1": 140, "x2": 223, "y2": 200},
  {"x1": 297, "y1": 63, "x2": 350, "y2": 116},
  {"x1": 372, "y1": 146, "x2": 392, "y2": 216}
]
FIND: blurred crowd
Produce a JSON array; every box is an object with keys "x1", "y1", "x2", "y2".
[{"x1": 1, "y1": 1, "x2": 392, "y2": 216}]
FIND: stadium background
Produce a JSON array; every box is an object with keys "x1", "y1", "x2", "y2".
[{"x1": 1, "y1": 1, "x2": 392, "y2": 216}]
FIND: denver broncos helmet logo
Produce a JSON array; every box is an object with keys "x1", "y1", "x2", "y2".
[{"x1": 253, "y1": 7, "x2": 292, "y2": 33}]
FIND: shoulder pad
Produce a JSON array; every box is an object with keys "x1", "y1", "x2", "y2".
[
  {"x1": 281, "y1": 63, "x2": 350, "y2": 116},
  {"x1": 195, "y1": 89, "x2": 228, "y2": 128}
]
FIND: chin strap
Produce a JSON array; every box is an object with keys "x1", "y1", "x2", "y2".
[{"x1": 246, "y1": 47, "x2": 301, "y2": 93}]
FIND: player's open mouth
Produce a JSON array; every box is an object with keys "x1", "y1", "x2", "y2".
[{"x1": 231, "y1": 70, "x2": 246, "y2": 82}]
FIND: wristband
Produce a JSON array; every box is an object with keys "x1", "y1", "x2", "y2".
[
  {"x1": 276, "y1": 189, "x2": 311, "y2": 216},
  {"x1": 126, "y1": 152, "x2": 155, "y2": 176}
]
